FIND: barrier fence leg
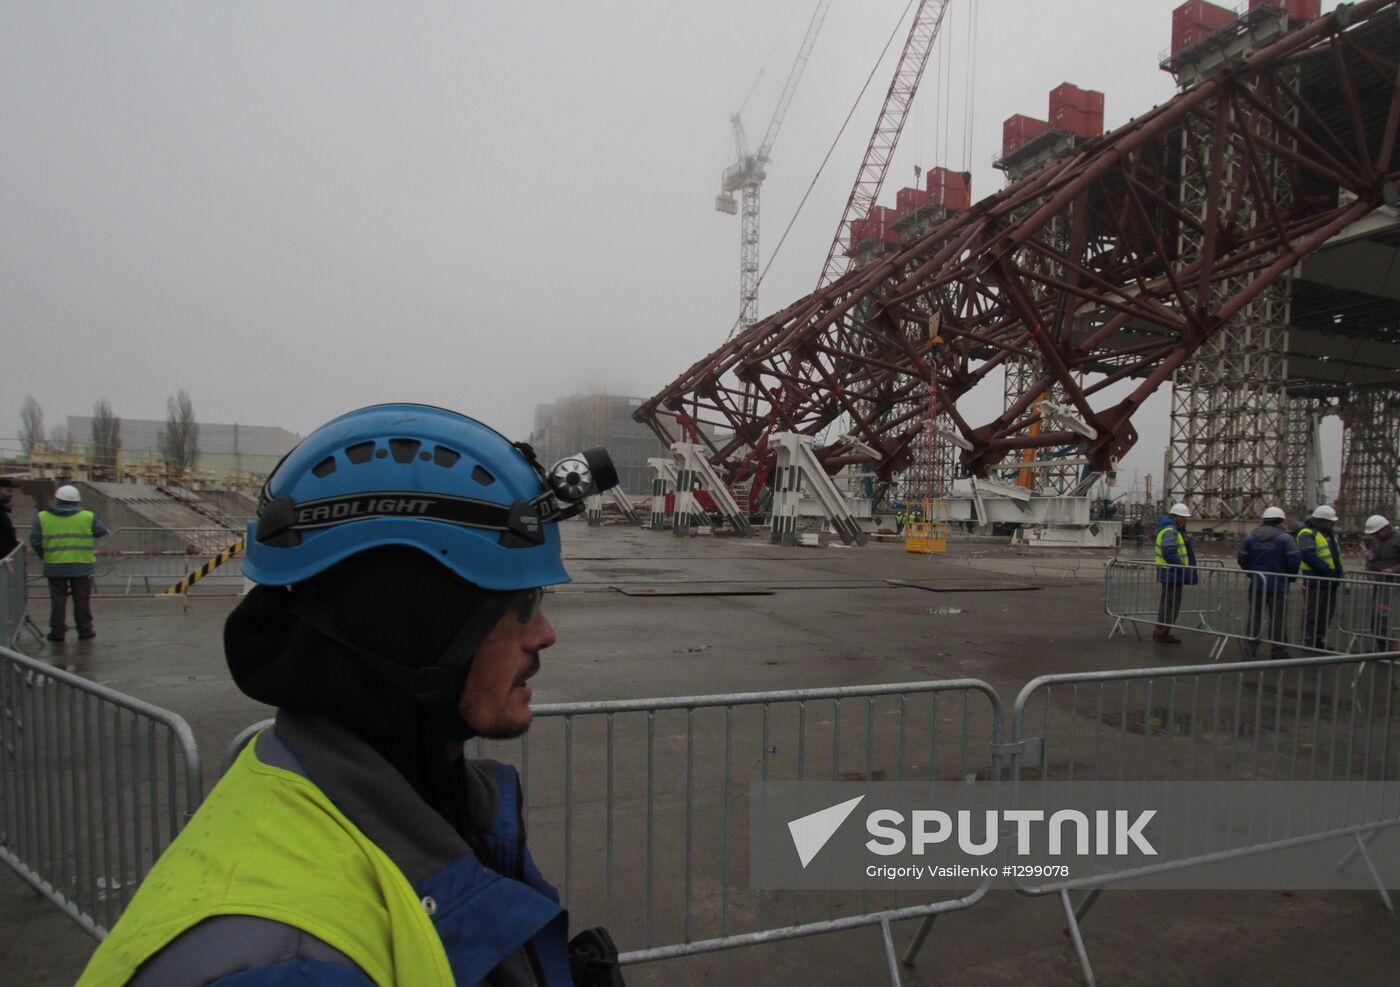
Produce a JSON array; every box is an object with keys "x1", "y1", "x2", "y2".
[
  {"x1": 900, "y1": 913, "x2": 936, "y2": 966},
  {"x1": 1072, "y1": 888, "x2": 1102, "y2": 925},
  {"x1": 879, "y1": 919, "x2": 904, "y2": 986},
  {"x1": 21, "y1": 616, "x2": 43, "y2": 646},
  {"x1": 1342, "y1": 832, "x2": 1396, "y2": 913},
  {"x1": 1059, "y1": 890, "x2": 1097, "y2": 987}
]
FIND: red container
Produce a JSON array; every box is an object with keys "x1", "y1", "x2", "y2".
[
  {"x1": 1173, "y1": 0, "x2": 1235, "y2": 28},
  {"x1": 1049, "y1": 83, "x2": 1104, "y2": 118},
  {"x1": 1002, "y1": 114, "x2": 1050, "y2": 156},
  {"x1": 925, "y1": 167, "x2": 972, "y2": 210},
  {"x1": 896, "y1": 186, "x2": 936, "y2": 215},
  {"x1": 1248, "y1": 0, "x2": 1320, "y2": 21},
  {"x1": 942, "y1": 186, "x2": 970, "y2": 211},
  {"x1": 851, "y1": 207, "x2": 901, "y2": 248},
  {"x1": 1171, "y1": 0, "x2": 1236, "y2": 54},
  {"x1": 869, "y1": 205, "x2": 899, "y2": 227},
  {"x1": 1050, "y1": 105, "x2": 1104, "y2": 139}
]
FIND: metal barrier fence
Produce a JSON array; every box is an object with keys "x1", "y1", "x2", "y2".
[
  {"x1": 0, "y1": 644, "x2": 202, "y2": 939},
  {"x1": 226, "y1": 680, "x2": 1004, "y2": 982},
  {"x1": 1336, "y1": 573, "x2": 1400, "y2": 654},
  {"x1": 1105, "y1": 559, "x2": 1227, "y2": 643},
  {"x1": 98, "y1": 527, "x2": 247, "y2": 594},
  {"x1": 20, "y1": 524, "x2": 249, "y2": 594},
  {"x1": 1, "y1": 545, "x2": 36, "y2": 649},
  {"x1": 1006, "y1": 652, "x2": 1400, "y2": 985},
  {"x1": 56, "y1": 658, "x2": 1400, "y2": 983},
  {"x1": 1105, "y1": 559, "x2": 1398, "y2": 658}
]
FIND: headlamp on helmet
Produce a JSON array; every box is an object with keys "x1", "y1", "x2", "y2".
[{"x1": 522, "y1": 445, "x2": 619, "y2": 522}]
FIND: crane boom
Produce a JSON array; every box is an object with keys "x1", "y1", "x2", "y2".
[
  {"x1": 756, "y1": 0, "x2": 831, "y2": 162},
  {"x1": 816, "y1": 0, "x2": 951, "y2": 288}
]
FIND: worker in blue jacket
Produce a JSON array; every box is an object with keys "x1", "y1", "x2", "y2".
[
  {"x1": 1154, "y1": 504, "x2": 1198, "y2": 644},
  {"x1": 1298, "y1": 504, "x2": 1343, "y2": 650},
  {"x1": 77, "y1": 405, "x2": 626, "y2": 987},
  {"x1": 1237, "y1": 506, "x2": 1302, "y2": 659}
]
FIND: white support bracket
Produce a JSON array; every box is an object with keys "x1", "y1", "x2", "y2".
[
  {"x1": 608, "y1": 486, "x2": 641, "y2": 525},
  {"x1": 647, "y1": 457, "x2": 677, "y2": 531},
  {"x1": 771, "y1": 432, "x2": 868, "y2": 546},
  {"x1": 670, "y1": 443, "x2": 753, "y2": 538},
  {"x1": 970, "y1": 477, "x2": 1034, "y2": 524},
  {"x1": 1036, "y1": 401, "x2": 1097, "y2": 440}
]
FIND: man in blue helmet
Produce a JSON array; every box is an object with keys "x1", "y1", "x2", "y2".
[{"x1": 77, "y1": 404, "x2": 624, "y2": 987}]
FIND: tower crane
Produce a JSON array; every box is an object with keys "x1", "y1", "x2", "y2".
[
  {"x1": 716, "y1": 0, "x2": 832, "y2": 330},
  {"x1": 741, "y1": 0, "x2": 953, "y2": 508}
]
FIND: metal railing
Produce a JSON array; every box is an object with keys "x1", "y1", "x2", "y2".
[
  {"x1": 0, "y1": 645, "x2": 202, "y2": 939},
  {"x1": 1, "y1": 546, "x2": 34, "y2": 648},
  {"x1": 86, "y1": 659, "x2": 1400, "y2": 983},
  {"x1": 99, "y1": 527, "x2": 248, "y2": 594},
  {"x1": 1006, "y1": 652, "x2": 1400, "y2": 985},
  {"x1": 227, "y1": 680, "x2": 1004, "y2": 982},
  {"x1": 1336, "y1": 574, "x2": 1400, "y2": 653},
  {"x1": 20, "y1": 524, "x2": 249, "y2": 594},
  {"x1": 1105, "y1": 559, "x2": 1227, "y2": 643},
  {"x1": 1104, "y1": 559, "x2": 1397, "y2": 658}
]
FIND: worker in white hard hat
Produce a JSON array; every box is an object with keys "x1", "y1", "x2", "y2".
[
  {"x1": 1298, "y1": 505, "x2": 1343, "y2": 650},
  {"x1": 1153, "y1": 503, "x2": 1198, "y2": 644},
  {"x1": 1236, "y1": 507, "x2": 1301, "y2": 659},
  {"x1": 1362, "y1": 515, "x2": 1398, "y2": 650},
  {"x1": 28, "y1": 483, "x2": 109, "y2": 642}
]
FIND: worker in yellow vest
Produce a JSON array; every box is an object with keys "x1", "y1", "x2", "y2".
[
  {"x1": 76, "y1": 405, "x2": 626, "y2": 986},
  {"x1": 1298, "y1": 504, "x2": 1343, "y2": 649},
  {"x1": 29, "y1": 484, "x2": 108, "y2": 641},
  {"x1": 1153, "y1": 503, "x2": 1198, "y2": 644}
]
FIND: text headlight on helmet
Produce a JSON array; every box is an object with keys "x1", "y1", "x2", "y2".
[{"x1": 241, "y1": 404, "x2": 619, "y2": 591}]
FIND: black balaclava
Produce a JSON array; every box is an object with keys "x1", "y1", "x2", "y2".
[{"x1": 225, "y1": 545, "x2": 514, "y2": 836}]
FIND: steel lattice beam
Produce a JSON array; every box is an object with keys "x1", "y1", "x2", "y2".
[{"x1": 639, "y1": 1, "x2": 1400, "y2": 497}]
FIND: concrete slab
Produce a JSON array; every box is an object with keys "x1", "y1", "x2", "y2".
[{"x1": 4, "y1": 524, "x2": 1395, "y2": 985}]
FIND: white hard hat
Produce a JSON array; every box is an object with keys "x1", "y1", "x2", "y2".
[
  {"x1": 1310, "y1": 505, "x2": 1338, "y2": 522},
  {"x1": 1365, "y1": 514, "x2": 1392, "y2": 535},
  {"x1": 55, "y1": 484, "x2": 81, "y2": 503},
  {"x1": 1169, "y1": 503, "x2": 1191, "y2": 518},
  {"x1": 1262, "y1": 506, "x2": 1286, "y2": 521}
]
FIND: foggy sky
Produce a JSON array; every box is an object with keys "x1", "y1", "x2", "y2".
[{"x1": 1, "y1": 2, "x2": 1344, "y2": 491}]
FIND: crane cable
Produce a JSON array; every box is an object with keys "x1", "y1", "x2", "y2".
[
  {"x1": 725, "y1": 0, "x2": 918, "y2": 342},
  {"x1": 962, "y1": 0, "x2": 979, "y2": 174}
]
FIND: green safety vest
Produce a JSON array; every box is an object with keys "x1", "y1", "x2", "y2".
[
  {"x1": 37, "y1": 510, "x2": 97, "y2": 565},
  {"x1": 77, "y1": 738, "x2": 457, "y2": 987},
  {"x1": 1299, "y1": 526, "x2": 1336, "y2": 574},
  {"x1": 1155, "y1": 525, "x2": 1181, "y2": 567}
]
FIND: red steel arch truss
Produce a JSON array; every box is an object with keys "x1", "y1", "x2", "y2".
[{"x1": 638, "y1": 0, "x2": 1400, "y2": 492}]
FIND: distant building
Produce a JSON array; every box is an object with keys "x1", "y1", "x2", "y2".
[
  {"x1": 532, "y1": 394, "x2": 668, "y2": 496},
  {"x1": 66, "y1": 416, "x2": 301, "y2": 486}
]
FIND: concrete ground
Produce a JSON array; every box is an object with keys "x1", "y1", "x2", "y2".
[{"x1": 3, "y1": 524, "x2": 1396, "y2": 985}]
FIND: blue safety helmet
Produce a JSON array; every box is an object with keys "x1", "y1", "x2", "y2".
[{"x1": 244, "y1": 404, "x2": 577, "y2": 590}]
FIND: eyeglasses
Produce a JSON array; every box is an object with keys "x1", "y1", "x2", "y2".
[{"x1": 512, "y1": 586, "x2": 545, "y2": 624}]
